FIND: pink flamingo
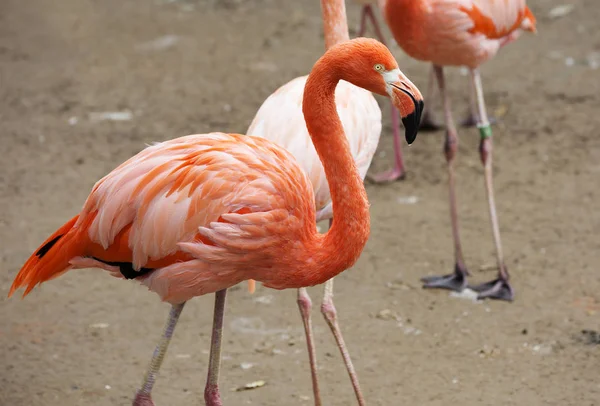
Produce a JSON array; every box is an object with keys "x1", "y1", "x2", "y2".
[
  {"x1": 246, "y1": 0, "x2": 422, "y2": 404},
  {"x1": 9, "y1": 38, "x2": 422, "y2": 406},
  {"x1": 356, "y1": 0, "x2": 536, "y2": 300},
  {"x1": 356, "y1": 2, "x2": 536, "y2": 131}
]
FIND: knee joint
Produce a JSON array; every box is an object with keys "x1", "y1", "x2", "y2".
[{"x1": 320, "y1": 299, "x2": 337, "y2": 322}]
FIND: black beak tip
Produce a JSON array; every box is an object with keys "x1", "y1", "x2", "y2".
[{"x1": 402, "y1": 100, "x2": 423, "y2": 145}]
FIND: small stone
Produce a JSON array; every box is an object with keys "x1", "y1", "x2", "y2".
[
  {"x1": 136, "y1": 35, "x2": 179, "y2": 51},
  {"x1": 89, "y1": 323, "x2": 109, "y2": 329},
  {"x1": 396, "y1": 196, "x2": 419, "y2": 205},
  {"x1": 89, "y1": 111, "x2": 133, "y2": 122},
  {"x1": 248, "y1": 62, "x2": 279, "y2": 73},
  {"x1": 234, "y1": 380, "x2": 266, "y2": 391},
  {"x1": 375, "y1": 309, "x2": 397, "y2": 320},
  {"x1": 449, "y1": 288, "x2": 480, "y2": 303},
  {"x1": 253, "y1": 295, "x2": 273, "y2": 304},
  {"x1": 548, "y1": 4, "x2": 574, "y2": 19}
]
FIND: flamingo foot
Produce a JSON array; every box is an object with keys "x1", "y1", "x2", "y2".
[
  {"x1": 419, "y1": 112, "x2": 444, "y2": 132},
  {"x1": 132, "y1": 392, "x2": 155, "y2": 406},
  {"x1": 421, "y1": 263, "x2": 468, "y2": 292},
  {"x1": 367, "y1": 166, "x2": 405, "y2": 183},
  {"x1": 469, "y1": 277, "x2": 514, "y2": 302}
]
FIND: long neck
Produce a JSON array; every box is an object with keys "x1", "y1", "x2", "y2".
[
  {"x1": 302, "y1": 61, "x2": 370, "y2": 282},
  {"x1": 320, "y1": 0, "x2": 350, "y2": 49}
]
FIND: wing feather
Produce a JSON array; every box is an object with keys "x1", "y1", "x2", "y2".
[{"x1": 78, "y1": 133, "x2": 315, "y2": 270}]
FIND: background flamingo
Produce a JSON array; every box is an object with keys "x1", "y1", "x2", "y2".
[
  {"x1": 357, "y1": 3, "x2": 535, "y2": 130},
  {"x1": 246, "y1": 0, "x2": 422, "y2": 404},
  {"x1": 356, "y1": 0, "x2": 536, "y2": 300},
  {"x1": 8, "y1": 38, "x2": 422, "y2": 406}
]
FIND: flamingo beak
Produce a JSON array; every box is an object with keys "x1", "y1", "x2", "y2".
[
  {"x1": 384, "y1": 70, "x2": 424, "y2": 145},
  {"x1": 394, "y1": 85, "x2": 424, "y2": 145}
]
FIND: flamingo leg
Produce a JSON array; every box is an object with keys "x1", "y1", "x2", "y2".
[
  {"x1": 467, "y1": 69, "x2": 513, "y2": 301},
  {"x1": 297, "y1": 287, "x2": 322, "y2": 406},
  {"x1": 133, "y1": 302, "x2": 186, "y2": 406},
  {"x1": 461, "y1": 73, "x2": 497, "y2": 128},
  {"x1": 357, "y1": 5, "x2": 387, "y2": 44},
  {"x1": 204, "y1": 289, "x2": 228, "y2": 406},
  {"x1": 356, "y1": 3, "x2": 369, "y2": 37},
  {"x1": 420, "y1": 65, "x2": 444, "y2": 131},
  {"x1": 358, "y1": 5, "x2": 407, "y2": 183},
  {"x1": 368, "y1": 100, "x2": 406, "y2": 182},
  {"x1": 421, "y1": 65, "x2": 469, "y2": 292},
  {"x1": 320, "y1": 277, "x2": 366, "y2": 406}
]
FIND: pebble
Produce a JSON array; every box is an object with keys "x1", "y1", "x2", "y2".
[{"x1": 548, "y1": 4, "x2": 574, "y2": 19}]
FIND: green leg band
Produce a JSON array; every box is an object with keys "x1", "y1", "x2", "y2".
[{"x1": 478, "y1": 124, "x2": 493, "y2": 139}]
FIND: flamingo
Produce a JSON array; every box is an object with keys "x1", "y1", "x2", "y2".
[
  {"x1": 356, "y1": 2, "x2": 536, "y2": 131},
  {"x1": 8, "y1": 38, "x2": 423, "y2": 406},
  {"x1": 246, "y1": 0, "x2": 422, "y2": 404},
  {"x1": 356, "y1": 0, "x2": 536, "y2": 300}
]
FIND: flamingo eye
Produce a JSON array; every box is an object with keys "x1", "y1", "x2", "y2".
[{"x1": 374, "y1": 64, "x2": 385, "y2": 72}]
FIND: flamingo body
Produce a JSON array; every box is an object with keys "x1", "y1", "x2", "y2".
[
  {"x1": 10, "y1": 132, "x2": 365, "y2": 304},
  {"x1": 381, "y1": 0, "x2": 536, "y2": 68},
  {"x1": 365, "y1": 0, "x2": 536, "y2": 300},
  {"x1": 247, "y1": 77, "x2": 381, "y2": 222}
]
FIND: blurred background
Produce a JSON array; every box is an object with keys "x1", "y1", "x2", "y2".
[{"x1": 1, "y1": 0, "x2": 599, "y2": 405}]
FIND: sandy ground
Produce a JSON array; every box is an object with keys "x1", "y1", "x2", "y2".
[{"x1": 1, "y1": 0, "x2": 600, "y2": 405}]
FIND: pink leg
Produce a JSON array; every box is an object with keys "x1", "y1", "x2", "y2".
[
  {"x1": 297, "y1": 287, "x2": 322, "y2": 406},
  {"x1": 368, "y1": 102, "x2": 406, "y2": 182},
  {"x1": 460, "y1": 76, "x2": 480, "y2": 128},
  {"x1": 467, "y1": 69, "x2": 513, "y2": 301},
  {"x1": 320, "y1": 219, "x2": 364, "y2": 404},
  {"x1": 356, "y1": 4, "x2": 368, "y2": 37},
  {"x1": 421, "y1": 65, "x2": 469, "y2": 292},
  {"x1": 420, "y1": 65, "x2": 444, "y2": 132},
  {"x1": 320, "y1": 277, "x2": 365, "y2": 406},
  {"x1": 461, "y1": 73, "x2": 497, "y2": 128},
  {"x1": 359, "y1": 5, "x2": 407, "y2": 183},
  {"x1": 204, "y1": 290, "x2": 228, "y2": 406},
  {"x1": 357, "y1": 5, "x2": 387, "y2": 44},
  {"x1": 133, "y1": 303, "x2": 186, "y2": 406}
]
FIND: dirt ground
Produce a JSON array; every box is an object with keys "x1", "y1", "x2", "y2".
[{"x1": 1, "y1": 0, "x2": 599, "y2": 405}]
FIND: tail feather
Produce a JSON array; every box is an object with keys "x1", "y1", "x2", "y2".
[{"x1": 9, "y1": 215, "x2": 83, "y2": 297}]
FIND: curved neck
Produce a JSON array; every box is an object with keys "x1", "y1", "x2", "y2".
[
  {"x1": 302, "y1": 60, "x2": 370, "y2": 281},
  {"x1": 321, "y1": 0, "x2": 350, "y2": 49}
]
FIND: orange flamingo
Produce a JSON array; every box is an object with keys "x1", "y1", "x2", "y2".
[
  {"x1": 356, "y1": 2, "x2": 535, "y2": 130},
  {"x1": 246, "y1": 0, "x2": 422, "y2": 403},
  {"x1": 9, "y1": 38, "x2": 422, "y2": 406},
  {"x1": 357, "y1": 0, "x2": 536, "y2": 300}
]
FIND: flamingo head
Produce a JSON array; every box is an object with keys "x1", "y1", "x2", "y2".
[{"x1": 335, "y1": 38, "x2": 423, "y2": 144}]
